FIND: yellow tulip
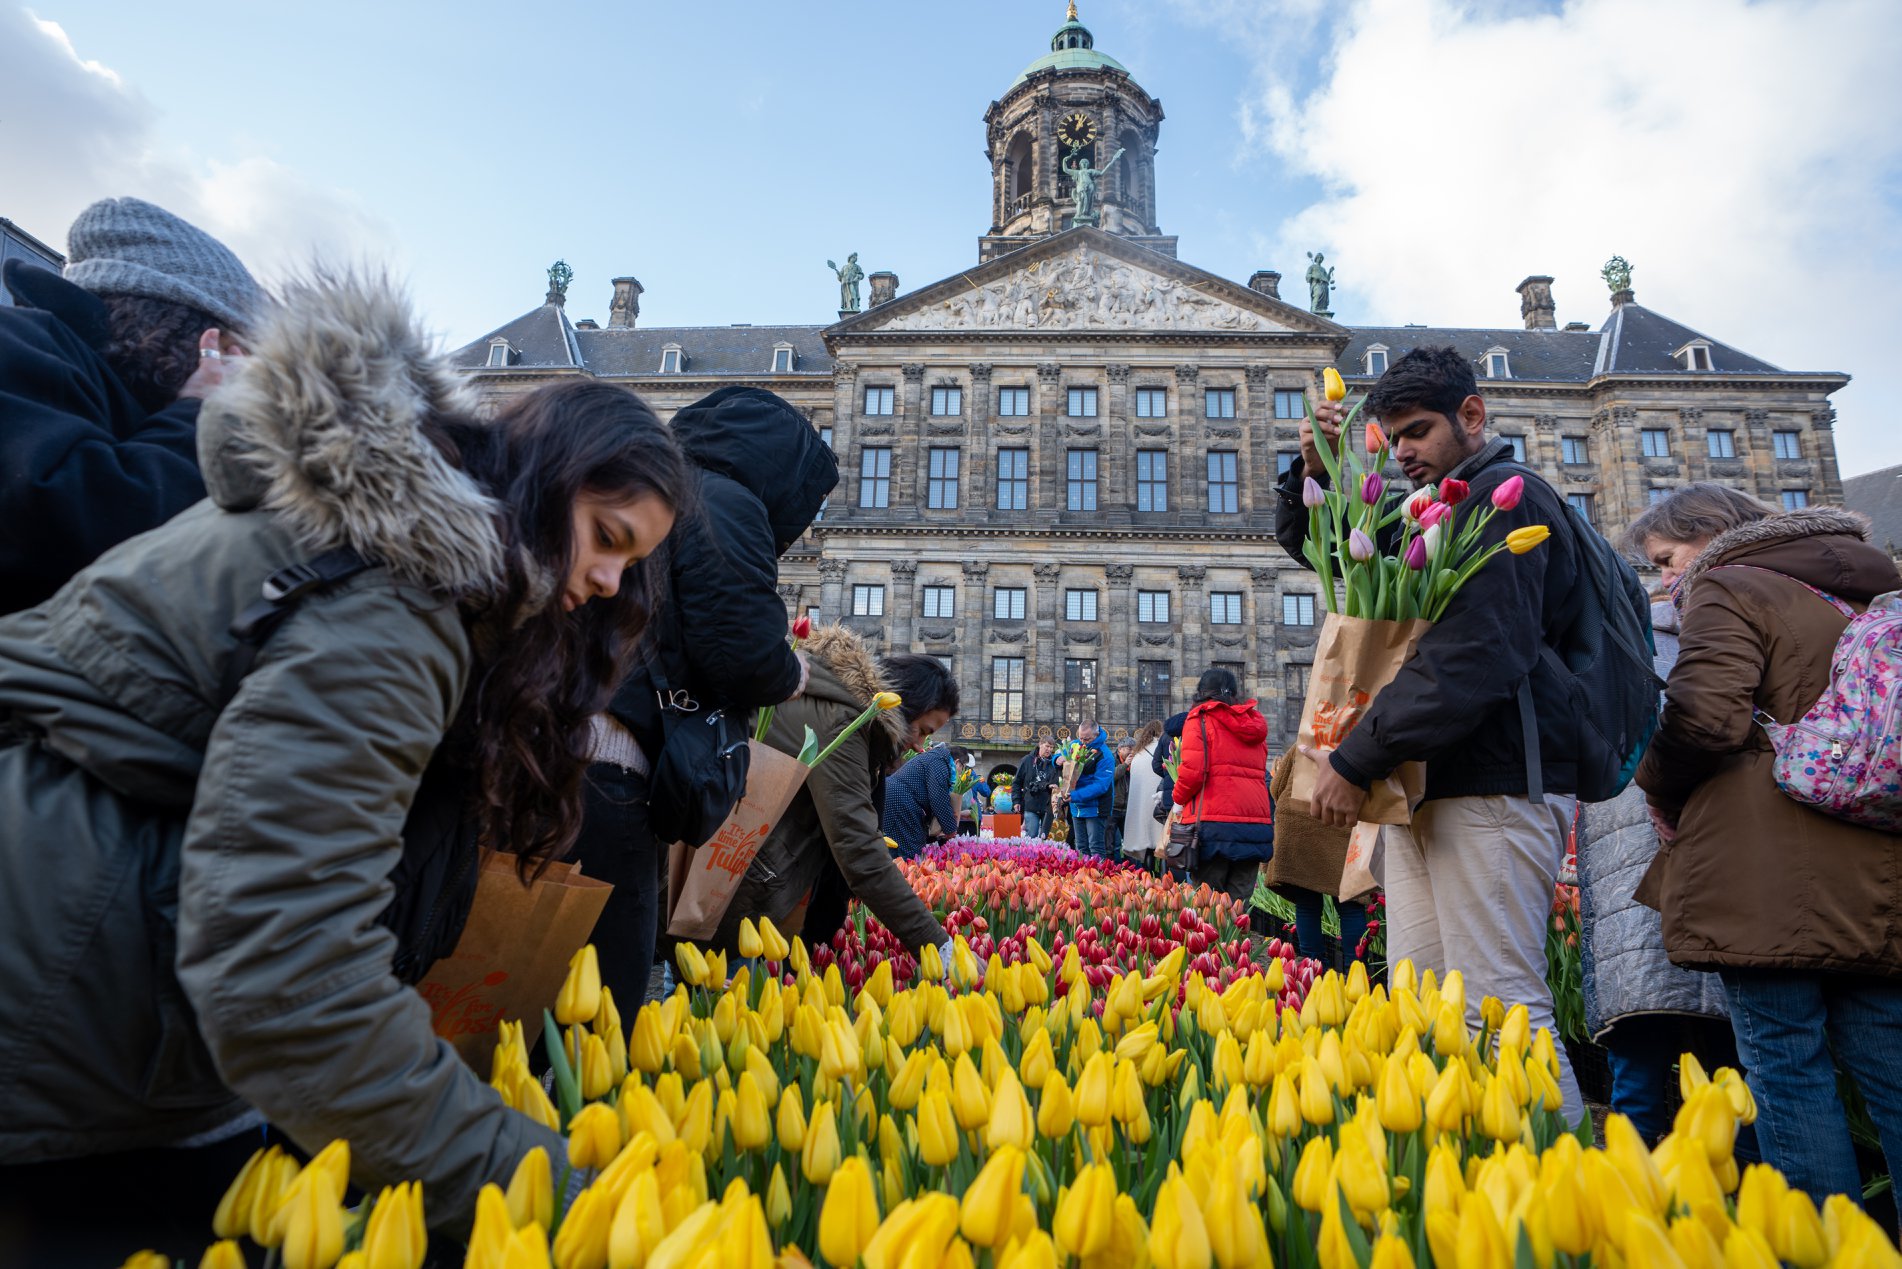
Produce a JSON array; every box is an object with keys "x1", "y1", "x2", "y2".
[
  {"x1": 469, "y1": 1185, "x2": 515, "y2": 1269},
  {"x1": 362, "y1": 1182, "x2": 427, "y2": 1269},
  {"x1": 961, "y1": 1145, "x2": 1027, "y2": 1248},
  {"x1": 1723, "y1": 1227, "x2": 1781, "y2": 1269},
  {"x1": 1622, "y1": 1214, "x2": 1687, "y2": 1269},
  {"x1": 1149, "y1": 1170, "x2": 1213, "y2": 1269},
  {"x1": 725, "y1": 1070, "x2": 771, "y2": 1152},
  {"x1": 1675, "y1": 1085, "x2": 1738, "y2": 1164},
  {"x1": 988, "y1": 1066, "x2": 1037, "y2": 1151},
  {"x1": 1297, "y1": 1055, "x2": 1335, "y2": 1126},
  {"x1": 1506, "y1": 525, "x2": 1551, "y2": 555},
  {"x1": 1323, "y1": 367, "x2": 1347, "y2": 403},
  {"x1": 1055, "y1": 1162, "x2": 1118, "y2": 1259},
  {"x1": 763, "y1": 1164, "x2": 793, "y2": 1231},
  {"x1": 200, "y1": 1241, "x2": 248, "y2": 1269},
  {"x1": 874, "y1": 691, "x2": 902, "y2": 711},
  {"x1": 951, "y1": 1052, "x2": 992, "y2": 1130},
  {"x1": 1735, "y1": 1163, "x2": 1787, "y2": 1243},
  {"x1": 717, "y1": 1197, "x2": 775, "y2": 1269},
  {"x1": 1603, "y1": 1113, "x2": 1668, "y2": 1212},
  {"x1": 1292, "y1": 1135, "x2": 1335, "y2": 1213},
  {"x1": 1367, "y1": 1235, "x2": 1414, "y2": 1269},
  {"x1": 1317, "y1": 1195, "x2": 1359, "y2": 1269},
  {"x1": 1335, "y1": 1124, "x2": 1391, "y2": 1219},
  {"x1": 508, "y1": 1147, "x2": 555, "y2": 1230},
  {"x1": 1479, "y1": 1072, "x2": 1521, "y2": 1144},
  {"x1": 734, "y1": 918, "x2": 764, "y2": 960},
  {"x1": 1455, "y1": 1193, "x2": 1510, "y2": 1269},
  {"x1": 608, "y1": 1168, "x2": 666, "y2": 1269},
  {"x1": 801, "y1": 1099, "x2": 841, "y2": 1185},
  {"x1": 1073, "y1": 1051, "x2": 1114, "y2": 1128},
  {"x1": 1422, "y1": 1142, "x2": 1465, "y2": 1217},
  {"x1": 552, "y1": 1185, "x2": 613, "y2": 1269},
  {"x1": 1202, "y1": 1157, "x2": 1269, "y2": 1269},
  {"x1": 556, "y1": 945, "x2": 604, "y2": 1026},
  {"x1": 775, "y1": 1085, "x2": 806, "y2": 1152},
  {"x1": 213, "y1": 1144, "x2": 277, "y2": 1240},
  {"x1": 1376, "y1": 1055, "x2": 1422, "y2": 1134},
  {"x1": 918, "y1": 1089, "x2": 961, "y2": 1166},
  {"x1": 1266, "y1": 1070, "x2": 1302, "y2": 1138},
  {"x1": 820, "y1": 1156, "x2": 882, "y2": 1267},
  {"x1": 1775, "y1": 1190, "x2": 1829, "y2": 1269},
  {"x1": 677, "y1": 1079, "x2": 714, "y2": 1155},
  {"x1": 279, "y1": 1168, "x2": 344, "y2": 1269}
]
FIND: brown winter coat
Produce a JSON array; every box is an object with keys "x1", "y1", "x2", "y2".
[
  {"x1": 1264, "y1": 748, "x2": 1353, "y2": 896},
  {"x1": 715, "y1": 626, "x2": 949, "y2": 954},
  {"x1": 1635, "y1": 508, "x2": 1902, "y2": 977}
]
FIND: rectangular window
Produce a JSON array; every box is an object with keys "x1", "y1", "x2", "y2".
[
  {"x1": 858, "y1": 446, "x2": 891, "y2": 508},
  {"x1": 1561, "y1": 436, "x2": 1589, "y2": 465},
  {"x1": 1067, "y1": 386, "x2": 1099, "y2": 418},
  {"x1": 863, "y1": 386, "x2": 894, "y2": 415},
  {"x1": 1782, "y1": 490, "x2": 1811, "y2": 511},
  {"x1": 1210, "y1": 591, "x2": 1243, "y2": 625},
  {"x1": 1773, "y1": 430, "x2": 1802, "y2": 460},
  {"x1": 1204, "y1": 388, "x2": 1237, "y2": 419},
  {"x1": 806, "y1": 606, "x2": 821, "y2": 628},
  {"x1": 1706, "y1": 430, "x2": 1736, "y2": 459},
  {"x1": 487, "y1": 343, "x2": 509, "y2": 367},
  {"x1": 1067, "y1": 449, "x2": 1098, "y2": 511},
  {"x1": 1566, "y1": 493, "x2": 1596, "y2": 525},
  {"x1": 1277, "y1": 450, "x2": 1298, "y2": 477},
  {"x1": 921, "y1": 585, "x2": 955, "y2": 619},
  {"x1": 991, "y1": 657, "x2": 1026, "y2": 723},
  {"x1": 1134, "y1": 387, "x2": 1167, "y2": 418},
  {"x1": 1064, "y1": 589, "x2": 1098, "y2": 622},
  {"x1": 926, "y1": 447, "x2": 960, "y2": 509},
  {"x1": 1274, "y1": 390, "x2": 1305, "y2": 420},
  {"x1": 1282, "y1": 593, "x2": 1316, "y2": 627},
  {"x1": 1136, "y1": 449, "x2": 1168, "y2": 512},
  {"x1": 993, "y1": 587, "x2": 1027, "y2": 621},
  {"x1": 1282, "y1": 666, "x2": 1307, "y2": 733},
  {"x1": 1505, "y1": 435, "x2": 1528, "y2": 463},
  {"x1": 1206, "y1": 451, "x2": 1239, "y2": 513},
  {"x1": 851, "y1": 584, "x2": 885, "y2": 617},
  {"x1": 997, "y1": 387, "x2": 1031, "y2": 417},
  {"x1": 994, "y1": 447, "x2": 1029, "y2": 510},
  {"x1": 818, "y1": 426, "x2": 834, "y2": 450},
  {"x1": 772, "y1": 347, "x2": 794, "y2": 373},
  {"x1": 1366, "y1": 349, "x2": 1388, "y2": 375},
  {"x1": 1137, "y1": 661, "x2": 1173, "y2": 724},
  {"x1": 1137, "y1": 590, "x2": 1171, "y2": 623},
  {"x1": 930, "y1": 386, "x2": 962, "y2": 416},
  {"x1": 1486, "y1": 353, "x2": 1510, "y2": 379},
  {"x1": 660, "y1": 348, "x2": 681, "y2": 374},
  {"x1": 1062, "y1": 659, "x2": 1098, "y2": 724},
  {"x1": 1641, "y1": 429, "x2": 1671, "y2": 458}
]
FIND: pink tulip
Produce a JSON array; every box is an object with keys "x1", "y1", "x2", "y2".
[
  {"x1": 1348, "y1": 528, "x2": 1376, "y2": 561},
  {"x1": 1302, "y1": 476, "x2": 1326, "y2": 509},
  {"x1": 1492, "y1": 474, "x2": 1525, "y2": 511},
  {"x1": 1418, "y1": 501, "x2": 1453, "y2": 529},
  {"x1": 1360, "y1": 472, "x2": 1384, "y2": 505},
  {"x1": 1404, "y1": 536, "x2": 1429, "y2": 570}
]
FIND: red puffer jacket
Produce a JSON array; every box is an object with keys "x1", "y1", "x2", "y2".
[{"x1": 1172, "y1": 699, "x2": 1272, "y2": 825}]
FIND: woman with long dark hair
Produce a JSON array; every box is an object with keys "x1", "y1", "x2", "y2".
[
  {"x1": 1171, "y1": 667, "x2": 1274, "y2": 925},
  {"x1": 0, "y1": 273, "x2": 688, "y2": 1257}
]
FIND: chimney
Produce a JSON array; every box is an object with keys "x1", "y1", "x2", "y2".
[
  {"x1": 868, "y1": 271, "x2": 899, "y2": 308},
  {"x1": 1248, "y1": 270, "x2": 1282, "y2": 300},
  {"x1": 608, "y1": 277, "x2": 643, "y2": 329},
  {"x1": 1516, "y1": 275, "x2": 1556, "y2": 330}
]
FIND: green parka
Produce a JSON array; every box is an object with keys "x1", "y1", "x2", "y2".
[{"x1": 0, "y1": 275, "x2": 562, "y2": 1223}]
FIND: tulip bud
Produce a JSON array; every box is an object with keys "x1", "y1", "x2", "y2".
[
  {"x1": 199, "y1": 1242, "x2": 247, "y2": 1269},
  {"x1": 1323, "y1": 367, "x2": 1347, "y2": 402},
  {"x1": 873, "y1": 691, "x2": 903, "y2": 711},
  {"x1": 1360, "y1": 472, "x2": 1385, "y2": 505},
  {"x1": 1418, "y1": 500, "x2": 1452, "y2": 530},
  {"x1": 820, "y1": 1156, "x2": 882, "y2": 1268},
  {"x1": 736, "y1": 918, "x2": 764, "y2": 960},
  {"x1": 961, "y1": 1146, "x2": 1027, "y2": 1249},
  {"x1": 1348, "y1": 528, "x2": 1377, "y2": 562},
  {"x1": 1404, "y1": 536, "x2": 1429, "y2": 571},
  {"x1": 556, "y1": 945, "x2": 603, "y2": 1026},
  {"x1": 1506, "y1": 525, "x2": 1550, "y2": 555},
  {"x1": 791, "y1": 615, "x2": 813, "y2": 640},
  {"x1": 1291, "y1": 1135, "x2": 1334, "y2": 1213},
  {"x1": 1302, "y1": 476, "x2": 1326, "y2": 509},
  {"x1": 551, "y1": 1185, "x2": 611, "y2": 1269},
  {"x1": 918, "y1": 1089, "x2": 961, "y2": 1166},
  {"x1": 278, "y1": 1170, "x2": 344, "y2": 1269},
  {"x1": 1365, "y1": 421, "x2": 1388, "y2": 453},
  {"x1": 568, "y1": 1102, "x2": 624, "y2": 1171},
  {"x1": 1402, "y1": 486, "x2": 1437, "y2": 521},
  {"x1": 801, "y1": 1100, "x2": 842, "y2": 1185},
  {"x1": 1491, "y1": 474, "x2": 1525, "y2": 511},
  {"x1": 1037, "y1": 1072, "x2": 1075, "y2": 1140}
]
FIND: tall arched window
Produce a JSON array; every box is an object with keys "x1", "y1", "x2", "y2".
[{"x1": 1006, "y1": 132, "x2": 1035, "y2": 212}]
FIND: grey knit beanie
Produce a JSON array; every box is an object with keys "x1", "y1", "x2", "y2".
[{"x1": 64, "y1": 197, "x2": 266, "y2": 333}]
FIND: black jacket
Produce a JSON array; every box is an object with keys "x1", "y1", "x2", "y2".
[
  {"x1": 1013, "y1": 752, "x2": 1058, "y2": 818},
  {"x1": 0, "y1": 261, "x2": 209, "y2": 614},
  {"x1": 1152, "y1": 710, "x2": 1188, "y2": 802},
  {"x1": 1273, "y1": 441, "x2": 1586, "y2": 802},
  {"x1": 609, "y1": 387, "x2": 838, "y2": 757}
]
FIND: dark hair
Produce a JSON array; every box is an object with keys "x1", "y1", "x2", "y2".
[
  {"x1": 949, "y1": 746, "x2": 973, "y2": 765},
  {"x1": 1193, "y1": 667, "x2": 1241, "y2": 705},
  {"x1": 1366, "y1": 345, "x2": 1478, "y2": 424},
  {"x1": 100, "y1": 293, "x2": 224, "y2": 412},
  {"x1": 1621, "y1": 482, "x2": 1776, "y2": 558},
  {"x1": 880, "y1": 653, "x2": 961, "y2": 723},
  {"x1": 434, "y1": 381, "x2": 689, "y2": 877}
]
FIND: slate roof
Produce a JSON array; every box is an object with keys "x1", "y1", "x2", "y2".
[
  {"x1": 1338, "y1": 326, "x2": 1601, "y2": 382},
  {"x1": 449, "y1": 310, "x2": 833, "y2": 377},
  {"x1": 1595, "y1": 303, "x2": 1782, "y2": 375},
  {"x1": 1843, "y1": 464, "x2": 1902, "y2": 555}
]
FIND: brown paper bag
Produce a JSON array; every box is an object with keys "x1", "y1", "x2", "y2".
[
  {"x1": 1291, "y1": 612, "x2": 1433, "y2": 825},
  {"x1": 415, "y1": 853, "x2": 612, "y2": 1071},
  {"x1": 666, "y1": 741, "x2": 811, "y2": 941},
  {"x1": 1339, "y1": 821, "x2": 1382, "y2": 902}
]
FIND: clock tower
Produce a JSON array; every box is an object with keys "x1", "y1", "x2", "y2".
[{"x1": 980, "y1": 3, "x2": 1173, "y2": 262}]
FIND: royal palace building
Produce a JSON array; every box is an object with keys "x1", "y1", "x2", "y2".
[{"x1": 452, "y1": 6, "x2": 1849, "y2": 760}]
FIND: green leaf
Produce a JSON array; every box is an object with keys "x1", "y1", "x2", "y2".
[
  {"x1": 1336, "y1": 1190, "x2": 1374, "y2": 1269},
  {"x1": 1515, "y1": 1225, "x2": 1539, "y2": 1269},
  {"x1": 542, "y1": 1009, "x2": 581, "y2": 1127},
  {"x1": 797, "y1": 724, "x2": 821, "y2": 766}
]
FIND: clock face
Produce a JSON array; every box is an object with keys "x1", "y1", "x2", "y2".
[{"x1": 1056, "y1": 111, "x2": 1097, "y2": 150}]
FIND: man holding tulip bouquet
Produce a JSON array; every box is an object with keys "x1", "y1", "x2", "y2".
[{"x1": 1274, "y1": 345, "x2": 1590, "y2": 1121}]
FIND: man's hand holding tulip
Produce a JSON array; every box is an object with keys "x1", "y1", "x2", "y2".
[
  {"x1": 1299, "y1": 744, "x2": 1367, "y2": 829},
  {"x1": 1298, "y1": 398, "x2": 1347, "y2": 480}
]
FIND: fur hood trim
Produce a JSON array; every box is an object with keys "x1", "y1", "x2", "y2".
[
  {"x1": 1681, "y1": 507, "x2": 1870, "y2": 594},
  {"x1": 803, "y1": 624, "x2": 908, "y2": 745},
  {"x1": 196, "y1": 270, "x2": 506, "y2": 598}
]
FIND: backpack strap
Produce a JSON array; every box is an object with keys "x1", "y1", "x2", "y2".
[
  {"x1": 1712, "y1": 564, "x2": 1858, "y2": 620},
  {"x1": 221, "y1": 547, "x2": 377, "y2": 700}
]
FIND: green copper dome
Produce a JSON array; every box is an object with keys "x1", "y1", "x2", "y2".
[{"x1": 1011, "y1": 4, "x2": 1128, "y2": 87}]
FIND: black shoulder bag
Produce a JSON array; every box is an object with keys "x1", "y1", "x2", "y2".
[
  {"x1": 644, "y1": 661, "x2": 752, "y2": 849},
  {"x1": 1166, "y1": 713, "x2": 1211, "y2": 871}
]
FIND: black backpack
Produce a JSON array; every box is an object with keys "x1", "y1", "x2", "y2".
[
  {"x1": 642, "y1": 645, "x2": 752, "y2": 849},
  {"x1": 224, "y1": 548, "x2": 481, "y2": 984},
  {"x1": 1500, "y1": 465, "x2": 1662, "y2": 804}
]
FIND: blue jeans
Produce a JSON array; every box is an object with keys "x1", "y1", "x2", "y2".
[
  {"x1": 1602, "y1": 1014, "x2": 1759, "y2": 1159},
  {"x1": 1073, "y1": 814, "x2": 1106, "y2": 857},
  {"x1": 1721, "y1": 970, "x2": 1902, "y2": 1201},
  {"x1": 1288, "y1": 886, "x2": 1368, "y2": 968},
  {"x1": 1023, "y1": 810, "x2": 1044, "y2": 838}
]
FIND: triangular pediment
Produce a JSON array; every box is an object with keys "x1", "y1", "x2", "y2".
[{"x1": 830, "y1": 229, "x2": 1345, "y2": 339}]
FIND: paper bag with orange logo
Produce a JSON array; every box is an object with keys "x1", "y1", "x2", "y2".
[
  {"x1": 1291, "y1": 612, "x2": 1433, "y2": 825},
  {"x1": 666, "y1": 740, "x2": 811, "y2": 941},
  {"x1": 415, "y1": 853, "x2": 612, "y2": 1071}
]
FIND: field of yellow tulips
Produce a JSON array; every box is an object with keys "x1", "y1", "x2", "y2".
[{"x1": 127, "y1": 916, "x2": 1902, "y2": 1269}]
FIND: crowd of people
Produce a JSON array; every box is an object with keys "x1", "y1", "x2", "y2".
[{"x1": 0, "y1": 197, "x2": 1894, "y2": 1260}]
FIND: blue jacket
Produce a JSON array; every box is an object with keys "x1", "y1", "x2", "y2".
[
  {"x1": 880, "y1": 744, "x2": 960, "y2": 857},
  {"x1": 1068, "y1": 730, "x2": 1114, "y2": 818}
]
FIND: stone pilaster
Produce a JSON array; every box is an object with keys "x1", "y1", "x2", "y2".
[
  {"x1": 1105, "y1": 363, "x2": 1132, "y2": 516},
  {"x1": 777, "y1": 581, "x2": 802, "y2": 624},
  {"x1": 1037, "y1": 363, "x2": 1063, "y2": 514},
  {"x1": 1245, "y1": 365, "x2": 1273, "y2": 523},
  {"x1": 1178, "y1": 564, "x2": 1208, "y2": 678},
  {"x1": 898, "y1": 363, "x2": 926, "y2": 511},
  {"x1": 961, "y1": 561, "x2": 990, "y2": 719},
  {"x1": 1105, "y1": 563, "x2": 1135, "y2": 728},
  {"x1": 1812, "y1": 406, "x2": 1843, "y2": 503},
  {"x1": 1032, "y1": 561, "x2": 1063, "y2": 725},
  {"x1": 817, "y1": 557, "x2": 848, "y2": 624},
  {"x1": 1249, "y1": 565, "x2": 1279, "y2": 689},
  {"x1": 967, "y1": 363, "x2": 994, "y2": 510},
  {"x1": 890, "y1": 559, "x2": 918, "y2": 652},
  {"x1": 831, "y1": 361, "x2": 857, "y2": 469}
]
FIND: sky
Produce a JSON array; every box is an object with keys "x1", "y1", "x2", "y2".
[{"x1": 5, "y1": 0, "x2": 1900, "y2": 474}]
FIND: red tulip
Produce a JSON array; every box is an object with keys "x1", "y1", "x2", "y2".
[
  {"x1": 1439, "y1": 478, "x2": 1469, "y2": 506},
  {"x1": 791, "y1": 615, "x2": 812, "y2": 640}
]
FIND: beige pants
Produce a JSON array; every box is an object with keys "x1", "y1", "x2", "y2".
[{"x1": 1384, "y1": 794, "x2": 1584, "y2": 1124}]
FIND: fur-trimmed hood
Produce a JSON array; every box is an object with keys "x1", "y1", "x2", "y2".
[
  {"x1": 801, "y1": 624, "x2": 908, "y2": 745},
  {"x1": 1680, "y1": 507, "x2": 1874, "y2": 596},
  {"x1": 195, "y1": 272, "x2": 505, "y2": 598}
]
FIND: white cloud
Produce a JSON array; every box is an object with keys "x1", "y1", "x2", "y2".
[
  {"x1": 1, "y1": 8, "x2": 399, "y2": 292},
  {"x1": 1206, "y1": 0, "x2": 1902, "y2": 475}
]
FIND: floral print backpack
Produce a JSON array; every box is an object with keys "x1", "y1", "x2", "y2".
[{"x1": 1724, "y1": 566, "x2": 1902, "y2": 832}]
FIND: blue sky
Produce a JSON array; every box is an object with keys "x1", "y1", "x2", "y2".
[{"x1": 8, "y1": 0, "x2": 1902, "y2": 472}]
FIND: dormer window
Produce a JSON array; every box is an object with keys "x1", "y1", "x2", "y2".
[
  {"x1": 1364, "y1": 345, "x2": 1389, "y2": 376},
  {"x1": 1483, "y1": 348, "x2": 1510, "y2": 379},
  {"x1": 486, "y1": 338, "x2": 512, "y2": 368},
  {"x1": 1676, "y1": 341, "x2": 1714, "y2": 372},
  {"x1": 660, "y1": 345, "x2": 683, "y2": 374},
  {"x1": 771, "y1": 344, "x2": 795, "y2": 373}
]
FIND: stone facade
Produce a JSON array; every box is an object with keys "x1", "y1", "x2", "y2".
[{"x1": 450, "y1": 7, "x2": 1850, "y2": 764}]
